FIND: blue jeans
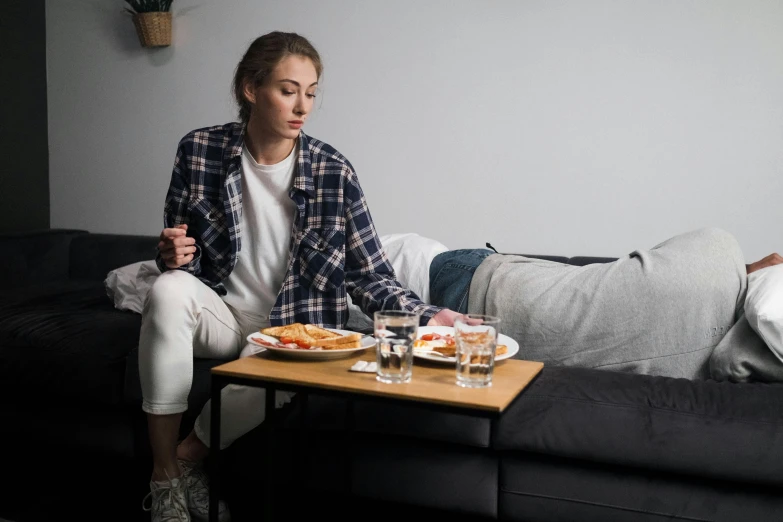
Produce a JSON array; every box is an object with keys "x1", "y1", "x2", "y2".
[{"x1": 429, "y1": 249, "x2": 494, "y2": 314}]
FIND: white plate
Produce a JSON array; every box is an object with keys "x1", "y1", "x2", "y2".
[
  {"x1": 412, "y1": 326, "x2": 519, "y2": 364},
  {"x1": 246, "y1": 328, "x2": 374, "y2": 360}
]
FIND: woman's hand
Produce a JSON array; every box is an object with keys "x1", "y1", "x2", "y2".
[
  {"x1": 427, "y1": 308, "x2": 462, "y2": 327},
  {"x1": 158, "y1": 224, "x2": 197, "y2": 269},
  {"x1": 747, "y1": 253, "x2": 783, "y2": 275}
]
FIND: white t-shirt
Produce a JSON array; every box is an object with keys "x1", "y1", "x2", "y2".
[{"x1": 222, "y1": 143, "x2": 297, "y2": 337}]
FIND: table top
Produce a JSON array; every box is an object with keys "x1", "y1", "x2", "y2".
[{"x1": 211, "y1": 348, "x2": 543, "y2": 414}]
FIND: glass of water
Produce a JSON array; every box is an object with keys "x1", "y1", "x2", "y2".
[
  {"x1": 374, "y1": 310, "x2": 420, "y2": 384},
  {"x1": 454, "y1": 314, "x2": 501, "y2": 388}
]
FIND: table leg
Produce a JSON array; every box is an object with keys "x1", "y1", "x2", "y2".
[
  {"x1": 345, "y1": 399, "x2": 354, "y2": 494},
  {"x1": 297, "y1": 393, "x2": 309, "y2": 484},
  {"x1": 263, "y1": 386, "x2": 276, "y2": 521},
  {"x1": 209, "y1": 374, "x2": 225, "y2": 522}
]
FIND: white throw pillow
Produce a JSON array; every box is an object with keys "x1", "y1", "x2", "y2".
[
  {"x1": 745, "y1": 264, "x2": 783, "y2": 364},
  {"x1": 104, "y1": 260, "x2": 161, "y2": 314},
  {"x1": 104, "y1": 233, "x2": 450, "y2": 327},
  {"x1": 346, "y1": 233, "x2": 450, "y2": 331}
]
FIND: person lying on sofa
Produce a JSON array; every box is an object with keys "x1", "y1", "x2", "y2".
[
  {"x1": 140, "y1": 31, "x2": 460, "y2": 522},
  {"x1": 429, "y1": 228, "x2": 783, "y2": 382}
]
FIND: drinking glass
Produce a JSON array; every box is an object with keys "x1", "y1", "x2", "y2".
[
  {"x1": 454, "y1": 314, "x2": 501, "y2": 388},
  {"x1": 374, "y1": 310, "x2": 419, "y2": 384}
]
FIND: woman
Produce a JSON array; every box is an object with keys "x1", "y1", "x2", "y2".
[{"x1": 140, "y1": 31, "x2": 459, "y2": 522}]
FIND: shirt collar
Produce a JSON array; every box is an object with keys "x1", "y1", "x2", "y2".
[
  {"x1": 226, "y1": 123, "x2": 315, "y2": 197},
  {"x1": 292, "y1": 131, "x2": 315, "y2": 197},
  {"x1": 224, "y1": 122, "x2": 246, "y2": 162}
]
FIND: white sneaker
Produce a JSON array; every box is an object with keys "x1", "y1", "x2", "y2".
[
  {"x1": 142, "y1": 473, "x2": 190, "y2": 522},
  {"x1": 179, "y1": 459, "x2": 231, "y2": 522}
]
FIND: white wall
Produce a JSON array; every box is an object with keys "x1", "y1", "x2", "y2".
[{"x1": 46, "y1": 0, "x2": 783, "y2": 260}]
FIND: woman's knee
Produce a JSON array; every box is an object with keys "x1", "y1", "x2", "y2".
[{"x1": 144, "y1": 270, "x2": 203, "y2": 312}]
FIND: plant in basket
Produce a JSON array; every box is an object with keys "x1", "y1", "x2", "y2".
[{"x1": 125, "y1": 1, "x2": 174, "y2": 48}]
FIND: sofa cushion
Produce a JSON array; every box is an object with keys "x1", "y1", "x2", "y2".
[
  {"x1": 494, "y1": 367, "x2": 783, "y2": 487},
  {"x1": 499, "y1": 452, "x2": 783, "y2": 522},
  {"x1": 1, "y1": 402, "x2": 141, "y2": 459},
  {"x1": 351, "y1": 434, "x2": 499, "y2": 518},
  {"x1": 299, "y1": 394, "x2": 492, "y2": 448},
  {"x1": 353, "y1": 400, "x2": 492, "y2": 448},
  {"x1": 0, "y1": 281, "x2": 141, "y2": 407}
]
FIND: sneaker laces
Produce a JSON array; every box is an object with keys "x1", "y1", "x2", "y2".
[
  {"x1": 181, "y1": 461, "x2": 210, "y2": 506},
  {"x1": 180, "y1": 459, "x2": 230, "y2": 521},
  {"x1": 142, "y1": 470, "x2": 189, "y2": 522}
]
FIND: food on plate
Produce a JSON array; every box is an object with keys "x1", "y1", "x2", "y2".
[
  {"x1": 431, "y1": 344, "x2": 508, "y2": 358},
  {"x1": 413, "y1": 332, "x2": 507, "y2": 358},
  {"x1": 255, "y1": 323, "x2": 363, "y2": 350},
  {"x1": 413, "y1": 332, "x2": 456, "y2": 352}
]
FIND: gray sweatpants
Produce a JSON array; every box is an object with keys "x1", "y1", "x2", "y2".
[{"x1": 468, "y1": 228, "x2": 748, "y2": 380}]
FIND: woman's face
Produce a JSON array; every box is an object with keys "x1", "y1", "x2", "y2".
[{"x1": 245, "y1": 55, "x2": 319, "y2": 142}]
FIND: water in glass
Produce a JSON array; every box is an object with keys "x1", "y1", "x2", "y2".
[
  {"x1": 454, "y1": 314, "x2": 500, "y2": 388},
  {"x1": 374, "y1": 312, "x2": 418, "y2": 384},
  {"x1": 455, "y1": 338, "x2": 496, "y2": 387}
]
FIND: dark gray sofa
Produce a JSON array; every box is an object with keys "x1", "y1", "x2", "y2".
[{"x1": 1, "y1": 229, "x2": 781, "y2": 522}]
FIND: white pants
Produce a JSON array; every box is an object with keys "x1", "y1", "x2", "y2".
[{"x1": 139, "y1": 270, "x2": 293, "y2": 450}]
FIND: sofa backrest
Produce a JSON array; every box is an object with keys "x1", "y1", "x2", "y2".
[
  {"x1": 62, "y1": 236, "x2": 619, "y2": 281},
  {"x1": 0, "y1": 229, "x2": 89, "y2": 289},
  {"x1": 518, "y1": 254, "x2": 570, "y2": 264},
  {"x1": 566, "y1": 256, "x2": 619, "y2": 266},
  {"x1": 69, "y1": 233, "x2": 158, "y2": 281},
  {"x1": 516, "y1": 254, "x2": 619, "y2": 266},
  {"x1": 1, "y1": 229, "x2": 621, "y2": 287}
]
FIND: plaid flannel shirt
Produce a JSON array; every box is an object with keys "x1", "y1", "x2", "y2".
[{"x1": 156, "y1": 122, "x2": 441, "y2": 328}]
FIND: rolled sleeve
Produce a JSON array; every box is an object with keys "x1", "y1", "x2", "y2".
[
  {"x1": 343, "y1": 172, "x2": 442, "y2": 325},
  {"x1": 157, "y1": 138, "x2": 202, "y2": 276}
]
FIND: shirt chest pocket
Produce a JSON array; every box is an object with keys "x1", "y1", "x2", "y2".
[
  {"x1": 189, "y1": 198, "x2": 225, "y2": 230},
  {"x1": 298, "y1": 227, "x2": 345, "y2": 292}
]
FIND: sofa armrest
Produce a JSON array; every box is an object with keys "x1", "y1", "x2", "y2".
[{"x1": 0, "y1": 229, "x2": 89, "y2": 290}]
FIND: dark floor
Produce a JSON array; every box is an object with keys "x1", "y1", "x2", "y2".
[
  {"x1": 0, "y1": 412, "x2": 495, "y2": 522},
  {"x1": 1, "y1": 495, "x2": 494, "y2": 522},
  {"x1": 0, "y1": 459, "x2": 494, "y2": 522}
]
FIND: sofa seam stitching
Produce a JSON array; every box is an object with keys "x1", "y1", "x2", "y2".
[
  {"x1": 498, "y1": 488, "x2": 712, "y2": 521},
  {"x1": 591, "y1": 343, "x2": 715, "y2": 367}
]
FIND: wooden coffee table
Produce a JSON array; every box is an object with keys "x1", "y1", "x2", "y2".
[{"x1": 208, "y1": 348, "x2": 543, "y2": 522}]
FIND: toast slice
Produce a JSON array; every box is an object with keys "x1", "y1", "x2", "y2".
[
  {"x1": 260, "y1": 323, "x2": 315, "y2": 344},
  {"x1": 262, "y1": 323, "x2": 340, "y2": 340},
  {"x1": 434, "y1": 344, "x2": 507, "y2": 357},
  {"x1": 311, "y1": 332, "x2": 363, "y2": 349},
  {"x1": 260, "y1": 323, "x2": 360, "y2": 349},
  {"x1": 316, "y1": 339, "x2": 362, "y2": 350},
  {"x1": 303, "y1": 324, "x2": 343, "y2": 340},
  {"x1": 261, "y1": 323, "x2": 306, "y2": 338}
]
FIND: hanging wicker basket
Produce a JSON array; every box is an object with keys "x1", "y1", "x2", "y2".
[{"x1": 132, "y1": 12, "x2": 172, "y2": 48}]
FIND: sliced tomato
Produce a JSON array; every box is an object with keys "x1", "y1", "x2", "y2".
[
  {"x1": 280, "y1": 336, "x2": 294, "y2": 344},
  {"x1": 421, "y1": 333, "x2": 441, "y2": 341},
  {"x1": 295, "y1": 339, "x2": 311, "y2": 349}
]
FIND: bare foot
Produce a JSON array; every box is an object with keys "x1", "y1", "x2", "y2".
[{"x1": 747, "y1": 253, "x2": 783, "y2": 275}]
